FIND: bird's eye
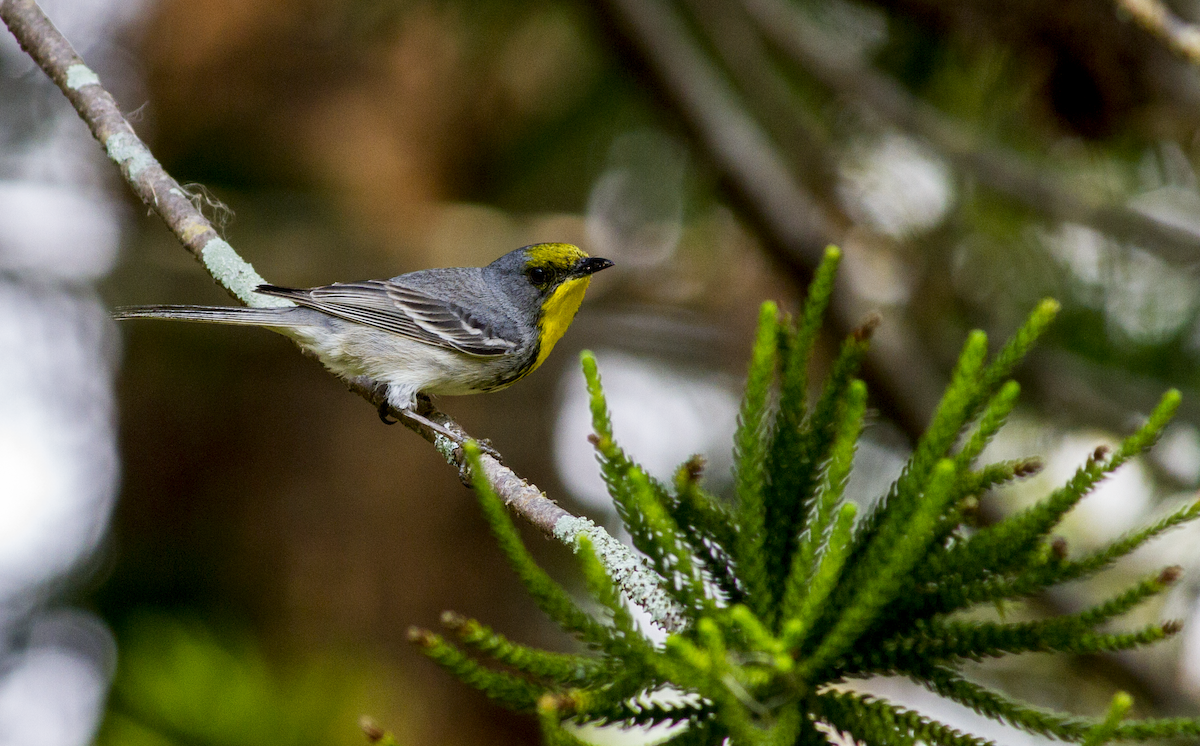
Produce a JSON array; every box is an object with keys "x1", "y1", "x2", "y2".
[{"x1": 528, "y1": 267, "x2": 550, "y2": 286}]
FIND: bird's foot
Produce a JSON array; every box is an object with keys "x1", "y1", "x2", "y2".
[
  {"x1": 473, "y1": 438, "x2": 504, "y2": 463},
  {"x1": 394, "y1": 408, "x2": 504, "y2": 464},
  {"x1": 378, "y1": 401, "x2": 398, "y2": 425}
]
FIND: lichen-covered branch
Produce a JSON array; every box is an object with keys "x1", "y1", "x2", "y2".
[{"x1": 0, "y1": 0, "x2": 684, "y2": 633}]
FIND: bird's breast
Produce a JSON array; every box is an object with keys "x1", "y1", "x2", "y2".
[{"x1": 532, "y1": 276, "x2": 592, "y2": 370}]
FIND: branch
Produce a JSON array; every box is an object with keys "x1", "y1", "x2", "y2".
[
  {"x1": 1117, "y1": 0, "x2": 1200, "y2": 66},
  {"x1": 0, "y1": 0, "x2": 686, "y2": 634}
]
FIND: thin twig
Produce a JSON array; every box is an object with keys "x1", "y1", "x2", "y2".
[
  {"x1": 0, "y1": 0, "x2": 686, "y2": 634},
  {"x1": 1117, "y1": 0, "x2": 1200, "y2": 66}
]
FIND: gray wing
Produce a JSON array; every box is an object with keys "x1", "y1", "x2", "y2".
[{"x1": 256, "y1": 279, "x2": 520, "y2": 357}]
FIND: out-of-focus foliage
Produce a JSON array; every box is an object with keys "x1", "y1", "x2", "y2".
[
  {"x1": 95, "y1": 613, "x2": 404, "y2": 746},
  {"x1": 409, "y1": 249, "x2": 1200, "y2": 744}
]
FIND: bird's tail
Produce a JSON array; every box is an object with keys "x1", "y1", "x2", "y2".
[{"x1": 113, "y1": 305, "x2": 296, "y2": 326}]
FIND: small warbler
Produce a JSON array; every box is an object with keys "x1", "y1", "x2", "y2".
[{"x1": 115, "y1": 243, "x2": 613, "y2": 426}]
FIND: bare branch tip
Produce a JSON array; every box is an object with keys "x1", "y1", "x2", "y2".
[
  {"x1": 853, "y1": 313, "x2": 882, "y2": 341},
  {"x1": 1015, "y1": 458, "x2": 1044, "y2": 478},
  {"x1": 359, "y1": 717, "x2": 386, "y2": 743},
  {"x1": 1051, "y1": 537, "x2": 1069, "y2": 560},
  {"x1": 406, "y1": 626, "x2": 436, "y2": 646},
  {"x1": 440, "y1": 610, "x2": 468, "y2": 629}
]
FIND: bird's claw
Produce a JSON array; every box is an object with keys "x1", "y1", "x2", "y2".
[
  {"x1": 474, "y1": 438, "x2": 504, "y2": 463},
  {"x1": 378, "y1": 401, "x2": 398, "y2": 425}
]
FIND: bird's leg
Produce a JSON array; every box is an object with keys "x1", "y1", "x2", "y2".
[
  {"x1": 404, "y1": 396, "x2": 505, "y2": 463},
  {"x1": 399, "y1": 407, "x2": 463, "y2": 443}
]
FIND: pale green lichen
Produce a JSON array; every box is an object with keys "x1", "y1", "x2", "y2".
[
  {"x1": 104, "y1": 132, "x2": 156, "y2": 180},
  {"x1": 65, "y1": 64, "x2": 100, "y2": 90},
  {"x1": 553, "y1": 514, "x2": 686, "y2": 633},
  {"x1": 200, "y1": 238, "x2": 293, "y2": 308},
  {"x1": 434, "y1": 434, "x2": 457, "y2": 463}
]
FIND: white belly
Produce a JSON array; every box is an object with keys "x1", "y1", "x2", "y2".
[{"x1": 290, "y1": 322, "x2": 523, "y2": 409}]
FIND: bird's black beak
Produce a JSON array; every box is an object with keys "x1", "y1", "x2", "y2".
[{"x1": 575, "y1": 256, "x2": 615, "y2": 276}]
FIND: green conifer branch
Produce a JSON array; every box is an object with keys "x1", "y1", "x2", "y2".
[
  {"x1": 1110, "y1": 717, "x2": 1200, "y2": 740},
  {"x1": 765, "y1": 320, "x2": 876, "y2": 614},
  {"x1": 919, "y1": 389, "x2": 1180, "y2": 587},
  {"x1": 781, "y1": 380, "x2": 867, "y2": 627},
  {"x1": 803, "y1": 459, "x2": 960, "y2": 677},
  {"x1": 573, "y1": 693, "x2": 717, "y2": 727},
  {"x1": 914, "y1": 499, "x2": 1199, "y2": 620},
  {"x1": 1070, "y1": 621, "x2": 1182, "y2": 654},
  {"x1": 439, "y1": 612, "x2": 607, "y2": 686},
  {"x1": 778, "y1": 246, "x2": 842, "y2": 428},
  {"x1": 581, "y1": 353, "x2": 680, "y2": 578},
  {"x1": 955, "y1": 380, "x2": 1022, "y2": 467},
  {"x1": 734, "y1": 302, "x2": 782, "y2": 616},
  {"x1": 672, "y1": 457, "x2": 743, "y2": 601},
  {"x1": 762, "y1": 247, "x2": 846, "y2": 605},
  {"x1": 814, "y1": 690, "x2": 999, "y2": 746},
  {"x1": 408, "y1": 628, "x2": 543, "y2": 710},
  {"x1": 974, "y1": 299, "x2": 1060, "y2": 402},
  {"x1": 1075, "y1": 566, "x2": 1181, "y2": 626},
  {"x1": 861, "y1": 603, "x2": 1181, "y2": 670},
  {"x1": 1082, "y1": 692, "x2": 1133, "y2": 746},
  {"x1": 1052, "y1": 499, "x2": 1200, "y2": 584},
  {"x1": 912, "y1": 664, "x2": 1098, "y2": 738},
  {"x1": 925, "y1": 457, "x2": 1043, "y2": 548},
  {"x1": 955, "y1": 459, "x2": 1043, "y2": 500},
  {"x1": 464, "y1": 443, "x2": 611, "y2": 647},
  {"x1": 626, "y1": 466, "x2": 711, "y2": 612},
  {"x1": 782, "y1": 502, "x2": 858, "y2": 650},
  {"x1": 915, "y1": 666, "x2": 1200, "y2": 742},
  {"x1": 851, "y1": 329, "x2": 989, "y2": 552},
  {"x1": 415, "y1": 265, "x2": 1200, "y2": 745},
  {"x1": 575, "y1": 535, "x2": 656, "y2": 661}
]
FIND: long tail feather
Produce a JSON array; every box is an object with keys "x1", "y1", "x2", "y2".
[{"x1": 112, "y1": 305, "x2": 296, "y2": 326}]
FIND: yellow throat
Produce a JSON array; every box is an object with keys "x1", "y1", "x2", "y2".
[{"x1": 533, "y1": 275, "x2": 592, "y2": 369}]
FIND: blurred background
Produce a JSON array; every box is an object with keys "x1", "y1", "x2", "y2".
[{"x1": 5, "y1": 0, "x2": 1200, "y2": 743}]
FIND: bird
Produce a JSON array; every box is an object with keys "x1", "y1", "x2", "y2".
[{"x1": 115, "y1": 243, "x2": 614, "y2": 433}]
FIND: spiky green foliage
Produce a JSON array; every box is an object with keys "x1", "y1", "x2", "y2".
[{"x1": 409, "y1": 245, "x2": 1200, "y2": 745}]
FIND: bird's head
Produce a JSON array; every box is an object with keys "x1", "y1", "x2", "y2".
[
  {"x1": 491, "y1": 243, "x2": 614, "y2": 297},
  {"x1": 489, "y1": 243, "x2": 613, "y2": 361}
]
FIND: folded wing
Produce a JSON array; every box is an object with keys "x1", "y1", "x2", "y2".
[{"x1": 256, "y1": 280, "x2": 519, "y2": 356}]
